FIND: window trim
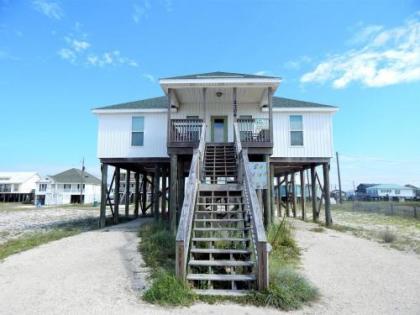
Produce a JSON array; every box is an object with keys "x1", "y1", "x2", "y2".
[
  {"x1": 289, "y1": 115, "x2": 304, "y2": 147},
  {"x1": 131, "y1": 116, "x2": 145, "y2": 147}
]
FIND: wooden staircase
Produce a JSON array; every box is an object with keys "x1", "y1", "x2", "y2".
[
  {"x1": 176, "y1": 124, "x2": 269, "y2": 297},
  {"x1": 186, "y1": 143, "x2": 256, "y2": 296}
]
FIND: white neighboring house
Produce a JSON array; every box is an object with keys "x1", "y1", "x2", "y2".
[
  {"x1": 366, "y1": 184, "x2": 415, "y2": 200},
  {"x1": 35, "y1": 168, "x2": 101, "y2": 205},
  {"x1": 0, "y1": 172, "x2": 40, "y2": 202}
]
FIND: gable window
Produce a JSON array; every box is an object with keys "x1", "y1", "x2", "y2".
[
  {"x1": 290, "y1": 115, "x2": 303, "y2": 146},
  {"x1": 39, "y1": 184, "x2": 47, "y2": 192},
  {"x1": 132, "y1": 116, "x2": 144, "y2": 146}
]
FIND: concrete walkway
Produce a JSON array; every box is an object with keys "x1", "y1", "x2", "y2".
[{"x1": 0, "y1": 218, "x2": 419, "y2": 314}]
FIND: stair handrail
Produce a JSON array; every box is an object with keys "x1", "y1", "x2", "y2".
[
  {"x1": 175, "y1": 123, "x2": 206, "y2": 280},
  {"x1": 234, "y1": 122, "x2": 269, "y2": 290}
]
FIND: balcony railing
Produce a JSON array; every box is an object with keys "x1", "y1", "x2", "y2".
[
  {"x1": 237, "y1": 118, "x2": 271, "y2": 144},
  {"x1": 169, "y1": 119, "x2": 203, "y2": 146}
]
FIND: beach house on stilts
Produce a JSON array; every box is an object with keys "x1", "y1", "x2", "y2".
[{"x1": 92, "y1": 71, "x2": 337, "y2": 295}]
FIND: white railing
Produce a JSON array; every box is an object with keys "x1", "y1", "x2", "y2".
[
  {"x1": 234, "y1": 122, "x2": 270, "y2": 290},
  {"x1": 175, "y1": 124, "x2": 206, "y2": 280}
]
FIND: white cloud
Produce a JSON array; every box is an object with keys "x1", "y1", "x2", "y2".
[
  {"x1": 86, "y1": 51, "x2": 138, "y2": 68},
  {"x1": 301, "y1": 14, "x2": 420, "y2": 88},
  {"x1": 284, "y1": 56, "x2": 312, "y2": 70},
  {"x1": 33, "y1": 0, "x2": 63, "y2": 20},
  {"x1": 132, "y1": 0, "x2": 151, "y2": 23},
  {"x1": 142, "y1": 73, "x2": 155, "y2": 82},
  {"x1": 58, "y1": 35, "x2": 138, "y2": 68}
]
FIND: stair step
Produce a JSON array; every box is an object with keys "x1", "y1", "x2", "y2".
[
  {"x1": 199, "y1": 184, "x2": 242, "y2": 191},
  {"x1": 192, "y1": 237, "x2": 249, "y2": 242},
  {"x1": 189, "y1": 260, "x2": 254, "y2": 267},
  {"x1": 187, "y1": 274, "x2": 256, "y2": 281},
  {"x1": 195, "y1": 210, "x2": 246, "y2": 214},
  {"x1": 191, "y1": 248, "x2": 251, "y2": 254},
  {"x1": 193, "y1": 289, "x2": 250, "y2": 296},
  {"x1": 194, "y1": 227, "x2": 250, "y2": 232},
  {"x1": 194, "y1": 218, "x2": 244, "y2": 222}
]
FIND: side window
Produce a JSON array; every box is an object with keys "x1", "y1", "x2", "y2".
[
  {"x1": 132, "y1": 116, "x2": 144, "y2": 146},
  {"x1": 290, "y1": 115, "x2": 303, "y2": 146}
]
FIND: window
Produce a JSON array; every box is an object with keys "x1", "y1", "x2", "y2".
[
  {"x1": 13, "y1": 184, "x2": 20, "y2": 192},
  {"x1": 39, "y1": 184, "x2": 47, "y2": 192},
  {"x1": 290, "y1": 115, "x2": 303, "y2": 146},
  {"x1": 186, "y1": 115, "x2": 199, "y2": 120},
  {"x1": 395, "y1": 189, "x2": 400, "y2": 195},
  {"x1": 64, "y1": 184, "x2": 71, "y2": 191},
  {"x1": 77, "y1": 184, "x2": 85, "y2": 190},
  {"x1": 132, "y1": 116, "x2": 144, "y2": 146}
]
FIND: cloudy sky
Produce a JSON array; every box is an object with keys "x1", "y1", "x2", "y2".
[{"x1": 0, "y1": 0, "x2": 419, "y2": 190}]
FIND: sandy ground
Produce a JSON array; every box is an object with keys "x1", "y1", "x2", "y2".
[
  {"x1": 0, "y1": 206, "x2": 100, "y2": 243},
  {"x1": 0, "y1": 218, "x2": 419, "y2": 315}
]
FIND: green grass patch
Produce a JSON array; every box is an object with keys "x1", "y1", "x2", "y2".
[{"x1": 1, "y1": 228, "x2": 81, "y2": 260}]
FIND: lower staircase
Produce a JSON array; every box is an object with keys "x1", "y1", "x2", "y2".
[{"x1": 186, "y1": 143, "x2": 256, "y2": 296}]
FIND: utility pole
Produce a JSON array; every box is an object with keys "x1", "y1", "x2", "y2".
[
  {"x1": 80, "y1": 158, "x2": 85, "y2": 204},
  {"x1": 336, "y1": 151, "x2": 343, "y2": 204}
]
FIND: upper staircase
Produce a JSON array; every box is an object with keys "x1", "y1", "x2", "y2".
[{"x1": 176, "y1": 124, "x2": 269, "y2": 296}]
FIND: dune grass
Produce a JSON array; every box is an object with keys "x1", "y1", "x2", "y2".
[
  {"x1": 1, "y1": 228, "x2": 81, "y2": 260},
  {"x1": 138, "y1": 219, "x2": 318, "y2": 310}
]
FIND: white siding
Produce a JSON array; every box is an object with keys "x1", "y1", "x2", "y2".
[
  {"x1": 97, "y1": 112, "x2": 168, "y2": 158},
  {"x1": 272, "y1": 112, "x2": 334, "y2": 158}
]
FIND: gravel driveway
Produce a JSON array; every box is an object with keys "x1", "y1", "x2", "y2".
[{"x1": 0, "y1": 218, "x2": 419, "y2": 314}]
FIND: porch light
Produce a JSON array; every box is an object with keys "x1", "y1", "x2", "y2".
[{"x1": 216, "y1": 91, "x2": 223, "y2": 97}]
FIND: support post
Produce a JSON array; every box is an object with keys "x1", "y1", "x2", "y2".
[
  {"x1": 170, "y1": 154, "x2": 178, "y2": 233},
  {"x1": 134, "y1": 172, "x2": 140, "y2": 218},
  {"x1": 311, "y1": 165, "x2": 317, "y2": 221},
  {"x1": 336, "y1": 151, "x2": 343, "y2": 204},
  {"x1": 233, "y1": 87, "x2": 237, "y2": 121},
  {"x1": 141, "y1": 173, "x2": 147, "y2": 215},
  {"x1": 161, "y1": 168, "x2": 167, "y2": 220},
  {"x1": 153, "y1": 165, "x2": 160, "y2": 220},
  {"x1": 114, "y1": 167, "x2": 120, "y2": 224},
  {"x1": 285, "y1": 174, "x2": 290, "y2": 217},
  {"x1": 323, "y1": 162, "x2": 332, "y2": 226},
  {"x1": 99, "y1": 163, "x2": 108, "y2": 228},
  {"x1": 270, "y1": 163, "x2": 275, "y2": 223},
  {"x1": 291, "y1": 172, "x2": 297, "y2": 218},
  {"x1": 300, "y1": 170, "x2": 306, "y2": 220},
  {"x1": 276, "y1": 176, "x2": 282, "y2": 217},
  {"x1": 125, "y1": 169, "x2": 130, "y2": 217},
  {"x1": 177, "y1": 158, "x2": 185, "y2": 224}
]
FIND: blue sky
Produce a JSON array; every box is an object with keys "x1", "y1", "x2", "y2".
[{"x1": 0, "y1": 0, "x2": 419, "y2": 189}]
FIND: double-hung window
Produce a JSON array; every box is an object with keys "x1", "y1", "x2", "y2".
[
  {"x1": 132, "y1": 116, "x2": 144, "y2": 146},
  {"x1": 290, "y1": 115, "x2": 303, "y2": 146}
]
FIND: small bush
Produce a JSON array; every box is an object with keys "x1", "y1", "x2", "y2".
[
  {"x1": 268, "y1": 219, "x2": 300, "y2": 267},
  {"x1": 138, "y1": 222, "x2": 175, "y2": 273},
  {"x1": 250, "y1": 268, "x2": 318, "y2": 310},
  {"x1": 143, "y1": 270, "x2": 195, "y2": 306},
  {"x1": 380, "y1": 228, "x2": 396, "y2": 243}
]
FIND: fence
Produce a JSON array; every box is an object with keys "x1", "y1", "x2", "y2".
[{"x1": 350, "y1": 201, "x2": 419, "y2": 219}]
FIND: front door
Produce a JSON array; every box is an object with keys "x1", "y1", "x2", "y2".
[{"x1": 211, "y1": 116, "x2": 228, "y2": 142}]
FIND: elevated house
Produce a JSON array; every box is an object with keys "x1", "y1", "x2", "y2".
[
  {"x1": 93, "y1": 71, "x2": 337, "y2": 295},
  {"x1": 35, "y1": 168, "x2": 101, "y2": 205},
  {"x1": 0, "y1": 172, "x2": 40, "y2": 202}
]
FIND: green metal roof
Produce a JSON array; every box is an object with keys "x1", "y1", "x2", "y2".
[
  {"x1": 161, "y1": 71, "x2": 279, "y2": 80},
  {"x1": 50, "y1": 168, "x2": 101, "y2": 185},
  {"x1": 95, "y1": 96, "x2": 335, "y2": 110}
]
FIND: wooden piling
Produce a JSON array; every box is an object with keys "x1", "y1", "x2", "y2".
[{"x1": 99, "y1": 163, "x2": 108, "y2": 228}]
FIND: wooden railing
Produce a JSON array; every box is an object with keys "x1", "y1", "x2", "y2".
[
  {"x1": 234, "y1": 122, "x2": 270, "y2": 290},
  {"x1": 237, "y1": 118, "x2": 270, "y2": 143},
  {"x1": 169, "y1": 119, "x2": 203, "y2": 145},
  {"x1": 175, "y1": 124, "x2": 206, "y2": 280}
]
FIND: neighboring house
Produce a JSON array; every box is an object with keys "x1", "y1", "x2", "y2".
[
  {"x1": 35, "y1": 168, "x2": 101, "y2": 205},
  {"x1": 0, "y1": 172, "x2": 40, "y2": 202},
  {"x1": 405, "y1": 184, "x2": 420, "y2": 199},
  {"x1": 366, "y1": 184, "x2": 415, "y2": 200}
]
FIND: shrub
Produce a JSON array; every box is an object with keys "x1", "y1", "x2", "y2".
[
  {"x1": 268, "y1": 218, "x2": 300, "y2": 267},
  {"x1": 143, "y1": 270, "x2": 195, "y2": 306},
  {"x1": 250, "y1": 268, "x2": 318, "y2": 310},
  {"x1": 380, "y1": 228, "x2": 396, "y2": 243}
]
